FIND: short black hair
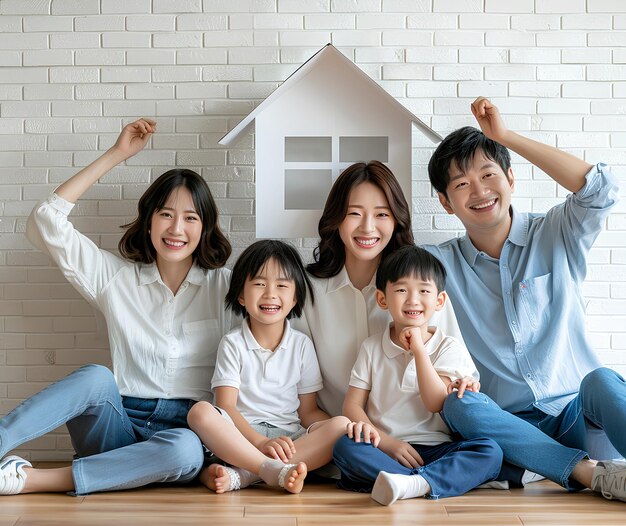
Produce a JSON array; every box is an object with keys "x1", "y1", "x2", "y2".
[
  {"x1": 428, "y1": 126, "x2": 511, "y2": 197},
  {"x1": 376, "y1": 246, "x2": 446, "y2": 293},
  {"x1": 225, "y1": 240, "x2": 314, "y2": 319}
]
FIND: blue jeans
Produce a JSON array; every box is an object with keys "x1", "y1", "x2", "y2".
[
  {"x1": 0, "y1": 364, "x2": 204, "y2": 495},
  {"x1": 441, "y1": 367, "x2": 626, "y2": 491},
  {"x1": 332, "y1": 434, "x2": 503, "y2": 499}
]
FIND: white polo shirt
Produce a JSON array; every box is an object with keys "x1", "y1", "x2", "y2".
[
  {"x1": 292, "y1": 267, "x2": 464, "y2": 417},
  {"x1": 26, "y1": 193, "x2": 233, "y2": 401},
  {"x1": 350, "y1": 325, "x2": 478, "y2": 446},
  {"x1": 212, "y1": 320, "x2": 323, "y2": 432}
]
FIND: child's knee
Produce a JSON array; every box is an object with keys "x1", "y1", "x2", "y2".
[
  {"x1": 329, "y1": 415, "x2": 351, "y2": 433},
  {"x1": 477, "y1": 438, "x2": 504, "y2": 470},
  {"x1": 187, "y1": 400, "x2": 218, "y2": 429}
]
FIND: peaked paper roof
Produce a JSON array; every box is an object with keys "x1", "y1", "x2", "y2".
[{"x1": 219, "y1": 43, "x2": 442, "y2": 146}]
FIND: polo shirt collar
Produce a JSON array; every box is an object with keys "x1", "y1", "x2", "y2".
[
  {"x1": 138, "y1": 262, "x2": 205, "y2": 286},
  {"x1": 382, "y1": 323, "x2": 405, "y2": 359},
  {"x1": 326, "y1": 266, "x2": 376, "y2": 294},
  {"x1": 460, "y1": 206, "x2": 529, "y2": 266},
  {"x1": 242, "y1": 318, "x2": 291, "y2": 352}
]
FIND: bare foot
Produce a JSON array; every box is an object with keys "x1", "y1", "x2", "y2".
[
  {"x1": 283, "y1": 462, "x2": 307, "y2": 494},
  {"x1": 199, "y1": 464, "x2": 233, "y2": 494}
]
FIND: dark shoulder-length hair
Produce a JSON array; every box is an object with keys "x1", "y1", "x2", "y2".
[
  {"x1": 307, "y1": 160, "x2": 414, "y2": 279},
  {"x1": 225, "y1": 240, "x2": 314, "y2": 319},
  {"x1": 119, "y1": 168, "x2": 231, "y2": 270}
]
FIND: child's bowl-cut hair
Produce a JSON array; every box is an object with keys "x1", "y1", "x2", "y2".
[
  {"x1": 376, "y1": 245, "x2": 446, "y2": 293},
  {"x1": 225, "y1": 240, "x2": 314, "y2": 319}
]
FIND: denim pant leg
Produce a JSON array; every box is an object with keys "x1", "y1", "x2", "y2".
[
  {"x1": 539, "y1": 368, "x2": 626, "y2": 460},
  {"x1": 0, "y1": 364, "x2": 136, "y2": 459},
  {"x1": 73, "y1": 427, "x2": 205, "y2": 495},
  {"x1": 415, "y1": 438, "x2": 503, "y2": 498},
  {"x1": 333, "y1": 434, "x2": 413, "y2": 492},
  {"x1": 441, "y1": 391, "x2": 587, "y2": 490}
]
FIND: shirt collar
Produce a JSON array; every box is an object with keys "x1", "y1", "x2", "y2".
[
  {"x1": 382, "y1": 323, "x2": 406, "y2": 359},
  {"x1": 138, "y1": 262, "x2": 205, "y2": 286},
  {"x1": 242, "y1": 318, "x2": 291, "y2": 352},
  {"x1": 460, "y1": 206, "x2": 529, "y2": 266},
  {"x1": 326, "y1": 266, "x2": 376, "y2": 294}
]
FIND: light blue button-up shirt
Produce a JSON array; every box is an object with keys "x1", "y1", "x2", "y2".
[{"x1": 425, "y1": 164, "x2": 620, "y2": 416}]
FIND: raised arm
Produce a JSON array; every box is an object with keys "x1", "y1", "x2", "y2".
[
  {"x1": 55, "y1": 118, "x2": 155, "y2": 203},
  {"x1": 471, "y1": 97, "x2": 592, "y2": 193}
]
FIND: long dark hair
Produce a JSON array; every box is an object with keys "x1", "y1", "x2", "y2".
[
  {"x1": 307, "y1": 160, "x2": 414, "y2": 279},
  {"x1": 119, "y1": 169, "x2": 231, "y2": 269}
]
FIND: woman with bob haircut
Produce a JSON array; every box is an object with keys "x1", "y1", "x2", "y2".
[
  {"x1": 293, "y1": 160, "x2": 463, "y2": 419},
  {"x1": 0, "y1": 119, "x2": 233, "y2": 497}
]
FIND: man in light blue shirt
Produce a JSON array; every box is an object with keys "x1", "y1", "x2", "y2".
[{"x1": 424, "y1": 97, "x2": 625, "y2": 502}]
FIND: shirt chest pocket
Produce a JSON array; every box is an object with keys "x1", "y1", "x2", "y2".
[
  {"x1": 517, "y1": 272, "x2": 552, "y2": 330},
  {"x1": 182, "y1": 319, "x2": 222, "y2": 365}
]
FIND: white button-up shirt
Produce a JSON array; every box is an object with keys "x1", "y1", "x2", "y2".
[
  {"x1": 293, "y1": 267, "x2": 464, "y2": 417},
  {"x1": 26, "y1": 193, "x2": 232, "y2": 401}
]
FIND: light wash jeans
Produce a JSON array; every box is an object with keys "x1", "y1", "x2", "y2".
[
  {"x1": 441, "y1": 367, "x2": 626, "y2": 491},
  {"x1": 0, "y1": 364, "x2": 204, "y2": 495}
]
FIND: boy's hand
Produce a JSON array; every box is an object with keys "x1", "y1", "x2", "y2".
[
  {"x1": 380, "y1": 437, "x2": 424, "y2": 468},
  {"x1": 470, "y1": 97, "x2": 507, "y2": 143},
  {"x1": 447, "y1": 376, "x2": 481, "y2": 398},
  {"x1": 259, "y1": 436, "x2": 296, "y2": 462},
  {"x1": 346, "y1": 421, "x2": 381, "y2": 447},
  {"x1": 112, "y1": 118, "x2": 156, "y2": 160},
  {"x1": 398, "y1": 327, "x2": 426, "y2": 354}
]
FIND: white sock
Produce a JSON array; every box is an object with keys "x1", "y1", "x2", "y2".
[
  {"x1": 230, "y1": 467, "x2": 261, "y2": 489},
  {"x1": 259, "y1": 459, "x2": 294, "y2": 488},
  {"x1": 371, "y1": 472, "x2": 431, "y2": 506}
]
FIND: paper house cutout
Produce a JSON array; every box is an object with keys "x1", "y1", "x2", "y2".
[{"x1": 219, "y1": 43, "x2": 442, "y2": 238}]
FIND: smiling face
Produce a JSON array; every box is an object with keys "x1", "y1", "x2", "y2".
[
  {"x1": 438, "y1": 150, "x2": 515, "y2": 238},
  {"x1": 239, "y1": 257, "x2": 297, "y2": 331},
  {"x1": 376, "y1": 274, "x2": 446, "y2": 338},
  {"x1": 150, "y1": 186, "x2": 202, "y2": 272},
  {"x1": 338, "y1": 182, "x2": 396, "y2": 269}
]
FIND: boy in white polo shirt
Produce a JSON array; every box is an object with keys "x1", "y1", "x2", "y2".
[{"x1": 333, "y1": 245, "x2": 504, "y2": 505}]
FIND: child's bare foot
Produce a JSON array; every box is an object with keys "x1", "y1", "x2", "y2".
[
  {"x1": 281, "y1": 462, "x2": 307, "y2": 494},
  {"x1": 199, "y1": 464, "x2": 240, "y2": 493}
]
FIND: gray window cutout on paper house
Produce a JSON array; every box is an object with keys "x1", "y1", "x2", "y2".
[
  {"x1": 340, "y1": 136, "x2": 389, "y2": 162},
  {"x1": 285, "y1": 137, "x2": 332, "y2": 162}
]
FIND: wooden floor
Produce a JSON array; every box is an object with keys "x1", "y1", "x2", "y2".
[{"x1": 1, "y1": 464, "x2": 624, "y2": 525}]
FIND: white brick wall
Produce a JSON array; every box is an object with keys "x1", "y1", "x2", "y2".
[{"x1": 0, "y1": 1, "x2": 624, "y2": 460}]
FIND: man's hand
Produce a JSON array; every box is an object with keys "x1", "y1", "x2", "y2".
[{"x1": 470, "y1": 97, "x2": 508, "y2": 143}]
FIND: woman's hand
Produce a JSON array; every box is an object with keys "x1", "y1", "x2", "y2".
[{"x1": 111, "y1": 118, "x2": 156, "y2": 160}]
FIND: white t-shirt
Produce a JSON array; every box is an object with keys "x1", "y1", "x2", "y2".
[
  {"x1": 26, "y1": 193, "x2": 232, "y2": 401},
  {"x1": 211, "y1": 320, "x2": 323, "y2": 432},
  {"x1": 350, "y1": 325, "x2": 478, "y2": 446},
  {"x1": 293, "y1": 267, "x2": 464, "y2": 417}
]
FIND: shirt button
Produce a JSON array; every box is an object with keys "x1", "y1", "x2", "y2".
[
  {"x1": 146, "y1": 422, "x2": 151, "y2": 427},
  {"x1": 169, "y1": 299, "x2": 173, "y2": 304},
  {"x1": 526, "y1": 373, "x2": 532, "y2": 379},
  {"x1": 506, "y1": 290, "x2": 511, "y2": 296},
  {"x1": 512, "y1": 321, "x2": 517, "y2": 326}
]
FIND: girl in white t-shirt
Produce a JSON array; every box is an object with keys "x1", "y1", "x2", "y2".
[
  {"x1": 1, "y1": 119, "x2": 233, "y2": 496},
  {"x1": 293, "y1": 161, "x2": 463, "y2": 417},
  {"x1": 187, "y1": 240, "x2": 356, "y2": 494}
]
